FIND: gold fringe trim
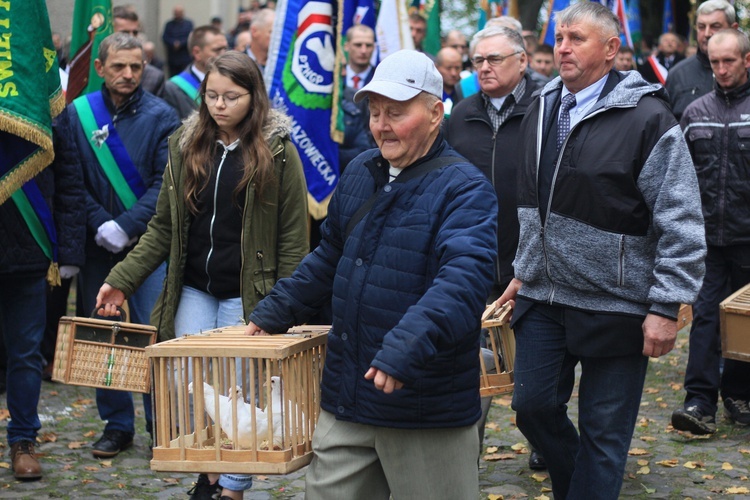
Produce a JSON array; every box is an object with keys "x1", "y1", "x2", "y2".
[
  {"x1": 0, "y1": 110, "x2": 55, "y2": 205},
  {"x1": 50, "y1": 88, "x2": 65, "y2": 119},
  {"x1": 46, "y1": 262, "x2": 61, "y2": 287},
  {"x1": 307, "y1": 191, "x2": 332, "y2": 220}
]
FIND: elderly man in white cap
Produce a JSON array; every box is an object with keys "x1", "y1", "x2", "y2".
[{"x1": 245, "y1": 50, "x2": 498, "y2": 499}]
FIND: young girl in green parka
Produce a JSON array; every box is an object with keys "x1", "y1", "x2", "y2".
[{"x1": 95, "y1": 51, "x2": 309, "y2": 500}]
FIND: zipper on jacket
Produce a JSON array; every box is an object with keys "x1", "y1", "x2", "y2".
[
  {"x1": 256, "y1": 250, "x2": 267, "y2": 295},
  {"x1": 718, "y1": 121, "x2": 729, "y2": 245},
  {"x1": 490, "y1": 129, "x2": 503, "y2": 282},
  {"x1": 618, "y1": 234, "x2": 625, "y2": 286},
  {"x1": 204, "y1": 146, "x2": 231, "y2": 295}
]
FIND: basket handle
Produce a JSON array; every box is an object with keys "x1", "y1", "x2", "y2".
[{"x1": 91, "y1": 306, "x2": 128, "y2": 323}]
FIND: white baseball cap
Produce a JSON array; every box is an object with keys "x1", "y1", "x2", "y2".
[{"x1": 354, "y1": 50, "x2": 443, "y2": 103}]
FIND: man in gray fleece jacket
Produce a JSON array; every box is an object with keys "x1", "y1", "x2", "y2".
[{"x1": 496, "y1": 3, "x2": 706, "y2": 499}]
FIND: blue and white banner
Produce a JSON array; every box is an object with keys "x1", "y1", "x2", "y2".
[{"x1": 266, "y1": 0, "x2": 339, "y2": 219}]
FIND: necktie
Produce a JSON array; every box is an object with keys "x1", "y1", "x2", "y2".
[
  {"x1": 352, "y1": 75, "x2": 361, "y2": 89},
  {"x1": 557, "y1": 93, "x2": 576, "y2": 151}
]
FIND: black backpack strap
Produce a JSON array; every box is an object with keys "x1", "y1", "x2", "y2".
[{"x1": 343, "y1": 156, "x2": 459, "y2": 240}]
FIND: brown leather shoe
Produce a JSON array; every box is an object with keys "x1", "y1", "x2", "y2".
[{"x1": 11, "y1": 440, "x2": 42, "y2": 480}]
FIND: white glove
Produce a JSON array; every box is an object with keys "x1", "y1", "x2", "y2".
[
  {"x1": 95, "y1": 220, "x2": 131, "y2": 254},
  {"x1": 59, "y1": 265, "x2": 80, "y2": 280}
]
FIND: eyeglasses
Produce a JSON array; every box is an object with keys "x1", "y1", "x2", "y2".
[
  {"x1": 203, "y1": 91, "x2": 250, "y2": 108},
  {"x1": 471, "y1": 51, "x2": 522, "y2": 68}
]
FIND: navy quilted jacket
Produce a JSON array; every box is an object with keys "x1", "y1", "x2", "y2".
[
  {"x1": 58, "y1": 86, "x2": 180, "y2": 239},
  {"x1": 250, "y1": 138, "x2": 498, "y2": 428}
]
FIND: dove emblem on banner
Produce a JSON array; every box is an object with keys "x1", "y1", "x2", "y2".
[{"x1": 91, "y1": 124, "x2": 109, "y2": 148}]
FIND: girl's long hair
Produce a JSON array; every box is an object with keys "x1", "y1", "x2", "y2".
[{"x1": 183, "y1": 51, "x2": 274, "y2": 213}]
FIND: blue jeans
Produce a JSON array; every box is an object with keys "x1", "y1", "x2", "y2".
[
  {"x1": 512, "y1": 306, "x2": 648, "y2": 500},
  {"x1": 79, "y1": 249, "x2": 166, "y2": 435},
  {"x1": 174, "y1": 286, "x2": 253, "y2": 492},
  {"x1": 684, "y1": 245, "x2": 750, "y2": 414},
  {"x1": 0, "y1": 275, "x2": 46, "y2": 445}
]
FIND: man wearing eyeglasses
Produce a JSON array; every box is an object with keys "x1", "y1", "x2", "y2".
[
  {"x1": 58, "y1": 32, "x2": 181, "y2": 459},
  {"x1": 444, "y1": 24, "x2": 541, "y2": 463},
  {"x1": 163, "y1": 26, "x2": 228, "y2": 119},
  {"x1": 495, "y1": 3, "x2": 705, "y2": 498}
]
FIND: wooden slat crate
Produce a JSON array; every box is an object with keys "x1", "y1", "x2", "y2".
[
  {"x1": 676, "y1": 304, "x2": 693, "y2": 331},
  {"x1": 479, "y1": 303, "x2": 515, "y2": 397},
  {"x1": 52, "y1": 316, "x2": 156, "y2": 393},
  {"x1": 720, "y1": 284, "x2": 750, "y2": 362},
  {"x1": 147, "y1": 325, "x2": 329, "y2": 474}
]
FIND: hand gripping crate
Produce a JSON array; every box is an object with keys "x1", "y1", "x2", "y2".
[
  {"x1": 52, "y1": 315, "x2": 156, "y2": 393},
  {"x1": 479, "y1": 302, "x2": 516, "y2": 397},
  {"x1": 147, "y1": 325, "x2": 329, "y2": 474},
  {"x1": 720, "y1": 284, "x2": 750, "y2": 362}
]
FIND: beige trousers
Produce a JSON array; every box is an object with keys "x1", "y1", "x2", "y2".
[{"x1": 305, "y1": 410, "x2": 480, "y2": 500}]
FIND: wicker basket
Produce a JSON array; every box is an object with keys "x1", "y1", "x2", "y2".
[
  {"x1": 720, "y1": 284, "x2": 750, "y2": 362},
  {"x1": 147, "y1": 325, "x2": 328, "y2": 475},
  {"x1": 52, "y1": 316, "x2": 156, "y2": 393},
  {"x1": 479, "y1": 303, "x2": 515, "y2": 397}
]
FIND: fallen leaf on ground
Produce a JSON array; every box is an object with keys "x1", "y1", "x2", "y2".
[
  {"x1": 483, "y1": 453, "x2": 515, "y2": 461},
  {"x1": 68, "y1": 441, "x2": 86, "y2": 449},
  {"x1": 637, "y1": 466, "x2": 650, "y2": 475},
  {"x1": 81, "y1": 479, "x2": 94, "y2": 485},
  {"x1": 534, "y1": 495, "x2": 549, "y2": 500},
  {"x1": 541, "y1": 487, "x2": 552, "y2": 492},
  {"x1": 643, "y1": 388, "x2": 659, "y2": 394},
  {"x1": 684, "y1": 461, "x2": 704, "y2": 469},
  {"x1": 637, "y1": 459, "x2": 649, "y2": 466},
  {"x1": 628, "y1": 448, "x2": 648, "y2": 456},
  {"x1": 0, "y1": 410, "x2": 9, "y2": 421},
  {"x1": 740, "y1": 448, "x2": 750, "y2": 455},
  {"x1": 162, "y1": 478, "x2": 179, "y2": 484},
  {"x1": 487, "y1": 494, "x2": 503, "y2": 500},
  {"x1": 669, "y1": 382, "x2": 682, "y2": 391},
  {"x1": 726, "y1": 487, "x2": 750, "y2": 494},
  {"x1": 640, "y1": 436, "x2": 657, "y2": 442},
  {"x1": 493, "y1": 396, "x2": 512, "y2": 406},
  {"x1": 100, "y1": 460, "x2": 112, "y2": 468},
  {"x1": 48, "y1": 391, "x2": 59, "y2": 396},
  {"x1": 72, "y1": 398, "x2": 94, "y2": 406},
  {"x1": 485, "y1": 446, "x2": 499, "y2": 453},
  {"x1": 641, "y1": 484, "x2": 656, "y2": 494},
  {"x1": 656, "y1": 459, "x2": 679, "y2": 467},
  {"x1": 39, "y1": 432, "x2": 57, "y2": 443},
  {"x1": 703, "y1": 474, "x2": 715, "y2": 480},
  {"x1": 722, "y1": 462, "x2": 733, "y2": 470},
  {"x1": 0, "y1": 463, "x2": 8, "y2": 469},
  {"x1": 485, "y1": 422, "x2": 499, "y2": 431},
  {"x1": 84, "y1": 431, "x2": 96, "y2": 438},
  {"x1": 84, "y1": 466, "x2": 100, "y2": 472},
  {"x1": 531, "y1": 473, "x2": 548, "y2": 482},
  {"x1": 255, "y1": 475, "x2": 268, "y2": 481},
  {"x1": 117, "y1": 483, "x2": 125, "y2": 489}
]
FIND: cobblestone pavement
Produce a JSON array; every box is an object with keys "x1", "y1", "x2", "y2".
[{"x1": 1, "y1": 325, "x2": 749, "y2": 499}]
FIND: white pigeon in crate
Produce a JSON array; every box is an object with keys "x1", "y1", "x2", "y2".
[
  {"x1": 264, "y1": 376, "x2": 306, "y2": 449},
  {"x1": 188, "y1": 382, "x2": 267, "y2": 449}
]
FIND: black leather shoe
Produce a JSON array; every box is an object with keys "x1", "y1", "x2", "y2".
[
  {"x1": 528, "y1": 448, "x2": 547, "y2": 470},
  {"x1": 92, "y1": 430, "x2": 134, "y2": 458}
]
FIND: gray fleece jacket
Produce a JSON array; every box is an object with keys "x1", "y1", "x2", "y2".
[{"x1": 514, "y1": 70, "x2": 706, "y2": 320}]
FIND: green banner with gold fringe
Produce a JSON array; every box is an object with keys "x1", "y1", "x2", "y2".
[{"x1": 0, "y1": 0, "x2": 64, "y2": 206}]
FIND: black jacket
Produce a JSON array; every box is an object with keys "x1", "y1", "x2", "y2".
[
  {"x1": 444, "y1": 73, "x2": 540, "y2": 289},
  {"x1": 665, "y1": 50, "x2": 713, "y2": 120},
  {"x1": 681, "y1": 77, "x2": 750, "y2": 246},
  {"x1": 0, "y1": 112, "x2": 86, "y2": 276}
]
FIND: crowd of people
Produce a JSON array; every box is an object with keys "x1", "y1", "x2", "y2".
[{"x1": 1, "y1": 0, "x2": 748, "y2": 498}]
